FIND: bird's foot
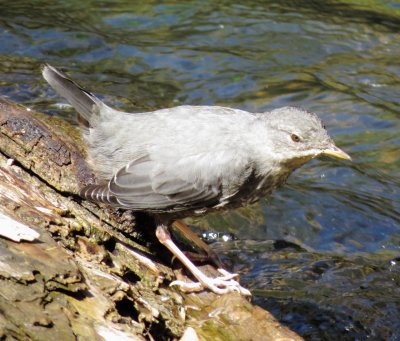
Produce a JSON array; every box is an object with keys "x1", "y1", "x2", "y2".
[
  {"x1": 170, "y1": 268, "x2": 251, "y2": 296},
  {"x1": 156, "y1": 224, "x2": 251, "y2": 296}
]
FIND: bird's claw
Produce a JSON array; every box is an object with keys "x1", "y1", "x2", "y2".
[
  {"x1": 217, "y1": 268, "x2": 240, "y2": 279},
  {"x1": 170, "y1": 270, "x2": 251, "y2": 296}
]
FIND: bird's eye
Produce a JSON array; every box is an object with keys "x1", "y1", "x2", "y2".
[{"x1": 291, "y1": 134, "x2": 301, "y2": 143}]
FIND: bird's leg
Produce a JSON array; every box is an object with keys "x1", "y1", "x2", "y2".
[
  {"x1": 156, "y1": 224, "x2": 251, "y2": 296},
  {"x1": 172, "y1": 220, "x2": 223, "y2": 268}
]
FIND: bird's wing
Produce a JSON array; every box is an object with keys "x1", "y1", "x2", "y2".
[{"x1": 82, "y1": 149, "x2": 229, "y2": 212}]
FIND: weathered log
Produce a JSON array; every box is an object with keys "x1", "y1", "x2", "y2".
[{"x1": 0, "y1": 97, "x2": 302, "y2": 341}]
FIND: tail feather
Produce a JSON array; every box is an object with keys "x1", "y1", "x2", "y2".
[{"x1": 42, "y1": 64, "x2": 101, "y2": 126}]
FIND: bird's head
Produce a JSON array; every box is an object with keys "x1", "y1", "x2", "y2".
[{"x1": 258, "y1": 106, "x2": 351, "y2": 170}]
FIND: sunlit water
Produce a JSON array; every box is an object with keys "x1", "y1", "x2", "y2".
[{"x1": 1, "y1": 1, "x2": 399, "y2": 339}]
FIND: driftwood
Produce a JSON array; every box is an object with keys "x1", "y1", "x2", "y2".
[{"x1": 0, "y1": 97, "x2": 302, "y2": 341}]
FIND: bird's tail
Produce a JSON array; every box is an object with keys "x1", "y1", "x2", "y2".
[{"x1": 42, "y1": 64, "x2": 103, "y2": 127}]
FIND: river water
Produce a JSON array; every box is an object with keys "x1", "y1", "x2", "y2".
[{"x1": 1, "y1": 1, "x2": 399, "y2": 340}]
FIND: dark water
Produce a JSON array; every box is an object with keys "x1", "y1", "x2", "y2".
[{"x1": 1, "y1": 1, "x2": 399, "y2": 339}]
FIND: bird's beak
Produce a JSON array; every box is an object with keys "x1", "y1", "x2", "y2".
[{"x1": 321, "y1": 145, "x2": 351, "y2": 160}]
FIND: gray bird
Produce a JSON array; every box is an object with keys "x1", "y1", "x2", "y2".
[{"x1": 42, "y1": 64, "x2": 350, "y2": 296}]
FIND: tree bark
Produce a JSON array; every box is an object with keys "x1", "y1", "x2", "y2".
[{"x1": 0, "y1": 97, "x2": 302, "y2": 341}]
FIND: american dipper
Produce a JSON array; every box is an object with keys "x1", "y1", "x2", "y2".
[{"x1": 42, "y1": 64, "x2": 350, "y2": 296}]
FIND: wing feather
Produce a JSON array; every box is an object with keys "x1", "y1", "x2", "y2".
[
  {"x1": 98, "y1": 150, "x2": 223, "y2": 212},
  {"x1": 81, "y1": 144, "x2": 252, "y2": 213}
]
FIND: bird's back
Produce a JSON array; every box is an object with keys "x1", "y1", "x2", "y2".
[{"x1": 85, "y1": 105, "x2": 257, "y2": 180}]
